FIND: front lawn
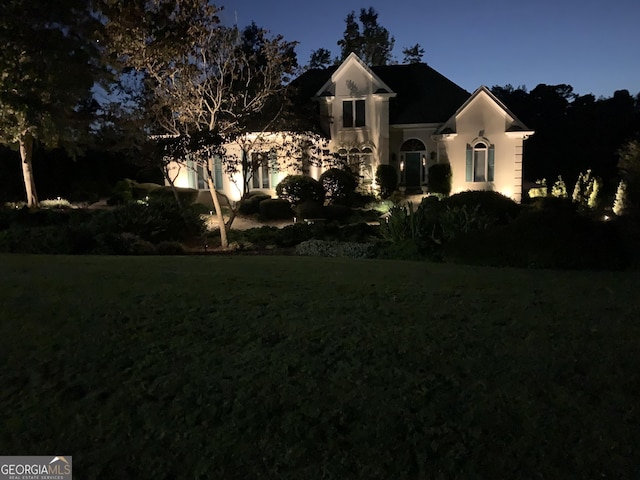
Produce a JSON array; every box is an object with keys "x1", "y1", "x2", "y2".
[{"x1": 1, "y1": 255, "x2": 639, "y2": 478}]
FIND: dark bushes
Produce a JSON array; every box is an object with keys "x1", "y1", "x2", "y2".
[
  {"x1": 294, "y1": 201, "x2": 325, "y2": 220},
  {"x1": 444, "y1": 190, "x2": 520, "y2": 224},
  {"x1": 444, "y1": 206, "x2": 628, "y2": 269},
  {"x1": 259, "y1": 198, "x2": 293, "y2": 220},
  {"x1": 108, "y1": 179, "x2": 198, "y2": 206},
  {"x1": 238, "y1": 192, "x2": 271, "y2": 215},
  {"x1": 375, "y1": 164, "x2": 398, "y2": 198},
  {"x1": 319, "y1": 168, "x2": 357, "y2": 204},
  {"x1": 427, "y1": 163, "x2": 452, "y2": 196},
  {"x1": 0, "y1": 198, "x2": 204, "y2": 254},
  {"x1": 276, "y1": 175, "x2": 325, "y2": 205}
]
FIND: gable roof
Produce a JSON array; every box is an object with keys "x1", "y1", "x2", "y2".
[
  {"x1": 436, "y1": 85, "x2": 533, "y2": 133},
  {"x1": 293, "y1": 60, "x2": 471, "y2": 125},
  {"x1": 314, "y1": 52, "x2": 395, "y2": 97}
]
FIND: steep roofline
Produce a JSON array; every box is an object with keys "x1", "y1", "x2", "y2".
[
  {"x1": 450, "y1": 86, "x2": 532, "y2": 131},
  {"x1": 313, "y1": 52, "x2": 395, "y2": 97}
]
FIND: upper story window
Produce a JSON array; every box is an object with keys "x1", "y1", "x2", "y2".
[
  {"x1": 343, "y1": 99, "x2": 365, "y2": 128},
  {"x1": 466, "y1": 142, "x2": 495, "y2": 182}
]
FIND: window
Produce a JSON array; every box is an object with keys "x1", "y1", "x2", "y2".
[
  {"x1": 466, "y1": 143, "x2": 495, "y2": 182},
  {"x1": 250, "y1": 151, "x2": 278, "y2": 189},
  {"x1": 343, "y1": 99, "x2": 365, "y2": 128},
  {"x1": 337, "y1": 146, "x2": 373, "y2": 184}
]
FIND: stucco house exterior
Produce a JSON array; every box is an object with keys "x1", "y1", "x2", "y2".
[{"x1": 171, "y1": 52, "x2": 533, "y2": 202}]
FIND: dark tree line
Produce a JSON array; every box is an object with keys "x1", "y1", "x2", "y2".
[{"x1": 492, "y1": 84, "x2": 640, "y2": 193}]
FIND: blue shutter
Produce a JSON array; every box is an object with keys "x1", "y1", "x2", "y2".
[
  {"x1": 465, "y1": 145, "x2": 472, "y2": 182},
  {"x1": 488, "y1": 145, "x2": 495, "y2": 181},
  {"x1": 214, "y1": 156, "x2": 223, "y2": 189}
]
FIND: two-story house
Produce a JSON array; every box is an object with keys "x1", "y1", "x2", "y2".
[{"x1": 171, "y1": 52, "x2": 533, "y2": 202}]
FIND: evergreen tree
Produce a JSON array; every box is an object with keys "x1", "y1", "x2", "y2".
[
  {"x1": 613, "y1": 180, "x2": 628, "y2": 215},
  {"x1": 402, "y1": 44, "x2": 425, "y2": 64},
  {"x1": 308, "y1": 48, "x2": 332, "y2": 69},
  {"x1": 337, "y1": 7, "x2": 394, "y2": 66}
]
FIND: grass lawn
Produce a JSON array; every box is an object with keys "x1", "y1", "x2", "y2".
[{"x1": 1, "y1": 254, "x2": 639, "y2": 479}]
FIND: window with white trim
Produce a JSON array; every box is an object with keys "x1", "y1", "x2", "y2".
[
  {"x1": 466, "y1": 142, "x2": 495, "y2": 182},
  {"x1": 343, "y1": 99, "x2": 366, "y2": 128},
  {"x1": 251, "y1": 151, "x2": 278, "y2": 189}
]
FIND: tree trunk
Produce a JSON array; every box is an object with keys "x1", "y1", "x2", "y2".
[
  {"x1": 19, "y1": 133, "x2": 39, "y2": 208},
  {"x1": 162, "y1": 164, "x2": 184, "y2": 210},
  {"x1": 207, "y1": 156, "x2": 228, "y2": 248}
]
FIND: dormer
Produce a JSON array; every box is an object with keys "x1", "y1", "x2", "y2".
[{"x1": 313, "y1": 53, "x2": 395, "y2": 138}]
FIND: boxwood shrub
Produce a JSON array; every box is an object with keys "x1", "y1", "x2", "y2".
[
  {"x1": 259, "y1": 198, "x2": 293, "y2": 220},
  {"x1": 294, "y1": 201, "x2": 325, "y2": 221},
  {"x1": 319, "y1": 168, "x2": 357, "y2": 205},
  {"x1": 276, "y1": 175, "x2": 325, "y2": 206},
  {"x1": 238, "y1": 192, "x2": 271, "y2": 215},
  {"x1": 444, "y1": 190, "x2": 520, "y2": 224},
  {"x1": 375, "y1": 164, "x2": 398, "y2": 198}
]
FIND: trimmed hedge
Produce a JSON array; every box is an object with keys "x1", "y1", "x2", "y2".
[
  {"x1": 259, "y1": 198, "x2": 293, "y2": 220},
  {"x1": 238, "y1": 193, "x2": 271, "y2": 215},
  {"x1": 375, "y1": 164, "x2": 398, "y2": 198},
  {"x1": 444, "y1": 190, "x2": 520, "y2": 224},
  {"x1": 294, "y1": 201, "x2": 325, "y2": 220},
  {"x1": 319, "y1": 168, "x2": 357, "y2": 205},
  {"x1": 276, "y1": 175, "x2": 325, "y2": 206}
]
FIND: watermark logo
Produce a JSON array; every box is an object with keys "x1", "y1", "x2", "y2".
[{"x1": 0, "y1": 456, "x2": 72, "y2": 480}]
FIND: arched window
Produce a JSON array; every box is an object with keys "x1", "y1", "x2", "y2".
[
  {"x1": 466, "y1": 142, "x2": 495, "y2": 182},
  {"x1": 336, "y1": 145, "x2": 375, "y2": 185},
  {"x1": 400, "y1": 139, "x2": 426, "y2": 152}
]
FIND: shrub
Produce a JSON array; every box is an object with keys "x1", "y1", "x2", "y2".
[
  {"x1": 156, "y1": 241, "x2": 186, "y2": 255},
  {"x1": 295, "y1": 239, "x2": 376, "y2": 259},
  {"x1": 40, "y1": 198, "x2": 73, "y2": 209},
  {"x1": 0, "y1": 225, "x2": 72, "y2": 254},
  {"x1": 443, "y1": 207, "x2": 627, "y2": 270},
  {"x1": 237, "y1": 226, "x2": 281, "y2": 246},
  {"x1": 294, "y1": 201, "x2": 325, "y2": 220},
  {"x1": 375, "y1": 164, "x2": 398, "y2": 198},
  {"x1": 528, "y1": 179, "x2": 548, "y2": 199},
  {"x1": 258, "y1": 198, "x2": 293, "y2": 220},
  {"x1": 132, "y1": 182, "x2": 161, "y2": 199},
  {"x1": 438, "y1": 204, "x2": 495, "y2": 241},
  {"x1": 324, "y1": 204, "x2": 352, "y2": 222},
  {"x1": 427, "y1": 163, "x2": 452, "y2": 196},
  {"x1": 94, "y1": 198, "x2": 204, "y2": 242},
  {"x1": 444, "y1": 190, "x2": 520, "y2": 224},
  {"x1": 148, "y1": 185, "x2": 198, "y2": 205},
  {"x1": 94, "y1": 232, "x2": 156, "y2": 255},
  {"x1": 319, "y1": 168, "x2": 357, "y2": 205},
  {"x1": 238, "y1": 193, "x2": 271, "y2": 215},
  {"x1": 276, "y1": 175, "x2": 325, "y2": 206},
  {"x1": 107, "y1": 178, "x2": 136, "y2": 205},
  {"x1": 275, "y1": 223, "x2": 316, "y2": 247}
]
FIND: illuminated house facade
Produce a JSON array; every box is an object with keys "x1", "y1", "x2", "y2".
[{"x1": 172, "y1": 52, "x2": 533, "y2": 202}]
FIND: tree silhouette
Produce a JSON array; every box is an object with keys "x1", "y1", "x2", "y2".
[
  {"x1": 308, "y1": 48, "x2": 332, "y2": 69},
  {"x1": 337, "y1": 7, "x2": 394, "y2": 66},
  {"x1": 402, "y1": 44, "x2": 425, "y2": 64}
]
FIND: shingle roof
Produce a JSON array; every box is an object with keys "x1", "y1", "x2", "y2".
[
  {"x1": 291, "y1": 63, "x2": 471, "y2": 125},
  {"x1": 372, "y1": 63, "x2": 470, "y2": 124}
]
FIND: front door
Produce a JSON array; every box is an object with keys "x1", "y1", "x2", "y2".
[{"x1": 405, "y1": 152, "x2": 421, "y2": 187}]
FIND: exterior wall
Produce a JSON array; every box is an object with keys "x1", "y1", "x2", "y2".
[
  {"x1": 324, "y1": 59, "x2": 393, "y2": 173},
  {"x1": 438, "y1": 92, "x2": 527, "y2": 202},
  {"x1": 167, "y1": 135, "x2": 307, "y2": 203}
]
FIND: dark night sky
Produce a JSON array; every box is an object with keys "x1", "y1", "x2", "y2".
[{"x1": 221, "y1": 0, "x2": 640, "y2": 98}]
